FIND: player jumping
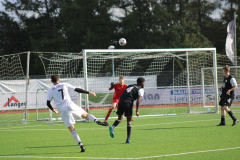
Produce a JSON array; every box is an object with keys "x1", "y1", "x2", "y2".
[
  {"x1": 218, "y1": 65, "x2": 239, "y2": 126},
  {"x1": 109, "y1": 77, "x2": 145, "y2": 143},
  {"x1": 46, "y1": 74, "x2": 109, "y2": 152},
  {"x1": 105, "y1": 76, "x2": 128, "y2": 122}
]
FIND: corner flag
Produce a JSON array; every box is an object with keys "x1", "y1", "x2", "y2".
[{"x1": 225, "y1": 20, "x2": 235, "y2": 65}]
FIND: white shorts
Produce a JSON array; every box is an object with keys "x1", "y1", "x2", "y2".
[{"x1": 59, "y1": 103, "x2": 85, "y2": 128}]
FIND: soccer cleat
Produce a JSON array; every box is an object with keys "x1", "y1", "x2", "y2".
[
  {"x1": 96, "y1": 121, "x2": 109, "y2": 126},
  {"x1": 109, "y1": 126, "x2": 115, "y2": 138},
  {"x1": 126, "y1": 138, "x2": 131, "y2": 143},
  {"x1": 80, "y1": 145, "x2": 85, "y2": 152},
  {"x1": 232, "y1": 119, "x2": 239, "y2": 126},
  {"x1": 103, "y1": 121, "x2": 109, "y2": 126},
  {"x1": 217, "y1": 123, "x2": 226, "y2": 126},
  {"x1": 96, "y1": 121, "x2": 102, "y2": 125}
]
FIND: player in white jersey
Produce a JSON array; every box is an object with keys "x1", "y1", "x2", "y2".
[{"x1": 46, "y1": 74, "x2": 109, "y2": 152}]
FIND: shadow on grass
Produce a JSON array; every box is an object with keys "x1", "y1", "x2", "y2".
[
  {"x1": 27, "y1": 143, "x2": 113, "y2": 148},
  {"x1": 138, "y1": 125, "x2": 215, "y2": 130}
]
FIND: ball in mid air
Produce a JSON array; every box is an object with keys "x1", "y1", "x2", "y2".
[{"x1": 119, "y1": 38, "x2": 127, "y2": 46}]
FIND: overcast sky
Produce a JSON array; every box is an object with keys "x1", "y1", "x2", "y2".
[{"x1": 0, "y1": 0, "x2": 230, "y2": 22}]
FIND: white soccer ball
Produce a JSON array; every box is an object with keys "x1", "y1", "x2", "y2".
[
  {"x1": 119, "y1": 38, "x2": 127, "y2": 46},
  {"x1": 108, "y1": 45, "x2": 115, "y2": 49}
]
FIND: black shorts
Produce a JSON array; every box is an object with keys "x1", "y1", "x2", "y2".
[
  {"x1": 219, "y1": 97, "x2": 234, "y2": 107},
  {"x1": 116, "y1": 100, "x2": 133, "y2": 117}
]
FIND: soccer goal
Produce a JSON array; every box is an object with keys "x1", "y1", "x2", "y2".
[
  {"x1": 81, "y1": 48, "x2": 219, "y2": 118},
  {"x1": 202, "y1": 66, "x2": 240, "y2": 111},
  {"x1": 0, "y1": 52, "x2": 30, "y2": 125}
]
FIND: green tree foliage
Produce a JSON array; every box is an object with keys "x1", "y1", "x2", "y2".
[
  {"x1": 0, "y1": 11, "x2": 30, "y2": 55},
  {"x1": 3, "y1": 0, "x2": 65, "y2": 52},
  {"x1": 1, "y1": 0, "x2": 240, "y2": 74},
  {"x1": 60, "y1": 0, "x2": 118, "y2": 51}
]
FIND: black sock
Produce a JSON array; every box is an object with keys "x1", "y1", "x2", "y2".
[
  {"x1": 221, "y1": 116, "x2": 225, "y2": 124},
  {"x1": 127, "y1": 124, "x2": 131, "y2": 138},
  {"x1": 228, "y1": 110, "x2": 237, "y2": 121},
  {"x1": 112, "y1": 120, "x2": 120, "y2": 127}
]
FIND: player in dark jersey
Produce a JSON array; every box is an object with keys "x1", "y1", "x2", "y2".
[
  {"x1": 218, "y1": 65, "x2": 239, "y2": 126},
  {"x1": 109, "y1": 77, "x2": 145, "y2": 143}
]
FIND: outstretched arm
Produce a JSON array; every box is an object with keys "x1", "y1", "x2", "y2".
[
  {"x1": 74, "y1": 88, "x2": 96, "y2": 97},
  {"x1": 109, "y1": 82, "x2": 115, "y2": 90}
]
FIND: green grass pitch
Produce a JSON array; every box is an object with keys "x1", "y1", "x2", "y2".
[{"x1": 1, "y1": 111, "x2": 240, "y2": 159}]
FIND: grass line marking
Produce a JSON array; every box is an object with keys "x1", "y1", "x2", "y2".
[
  {"x1": 138, "y1": 146, "x2": 240, "y2": 159},
  {"x1": 0, "y1": 146, "x2": 239, "y2": 159}
]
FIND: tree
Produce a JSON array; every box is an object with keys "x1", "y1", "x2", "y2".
[
  {"x1": 2, "y1": 0, "x2": 65, "y2": 52},
  {"x1": 60, "y1": 0, "x2": 118, "y2": 51},
  {"x1": 0, "y1": 11, "x2": 30, "y2": 55}
]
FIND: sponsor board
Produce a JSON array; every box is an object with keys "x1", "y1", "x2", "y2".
[
  {"x1": 2, "y1": 87, "x2": 240, "y2": 110},
  {"x1": 0, "y1": 94, "x2": 26, "y2": 110}
]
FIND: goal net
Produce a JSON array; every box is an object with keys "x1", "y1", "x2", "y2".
[
  {"x1": 81, "y1": 48, "x2": 218, "y2": 118},
  {"x1": 0, "y1": 52, "x2": 29, "y2": 125},
  {"x1": 202, "y1": 65, "x2": 240, "y2": 111},
  {"x1": 33, "y1": 52, "x2": 84, "y2": 121}
]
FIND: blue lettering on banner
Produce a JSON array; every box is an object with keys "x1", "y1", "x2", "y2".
[{"x1": 171, "y1": 88, "x2": 215, "y2": 95}]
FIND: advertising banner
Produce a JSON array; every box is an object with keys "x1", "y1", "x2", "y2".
[{"x1": 2, "y1": 87, "x2": 240, "y2": 110}]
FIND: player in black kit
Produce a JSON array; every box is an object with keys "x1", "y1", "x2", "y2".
[
  {"x1": 218, "y1": 65, "x2": 239, "y2": 126},
  {"x1": 109, "y1": 77, "x2": 145, "y2": 143}
]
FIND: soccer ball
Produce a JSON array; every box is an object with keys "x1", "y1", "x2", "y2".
[{"x1": 119, "y1": 38, "x2": 127, "y2": 46}]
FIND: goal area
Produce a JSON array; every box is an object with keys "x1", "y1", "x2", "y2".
[{"x1": 3, "y1": 48, "x2": 240, "y2": 125}]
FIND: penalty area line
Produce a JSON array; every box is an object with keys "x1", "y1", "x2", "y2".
[{"x1": 0, "y1": 147, "x2": 240, "y2": 159}]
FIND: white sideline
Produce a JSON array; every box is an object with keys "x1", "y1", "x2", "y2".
[{"x1": 0, "y1": 146, "x2": 239, "y2": 159}]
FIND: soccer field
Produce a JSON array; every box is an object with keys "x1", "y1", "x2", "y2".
[{"x1": 0, "y1": 112, "x2": 240, "y2": 160}]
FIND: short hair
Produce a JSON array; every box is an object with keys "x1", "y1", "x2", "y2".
[
  {"x1": 137, "y1": 77, "x2": 145, "y2": 85},
  {"x1": 119, "y1": 76, "x2": 124, "y2": 79},
  {"x1": 51, "y1": 74, "x2": 59, "y2": 83},
  {"x1": 223, "y1": 65, "x2": 230, "y2": 72}
]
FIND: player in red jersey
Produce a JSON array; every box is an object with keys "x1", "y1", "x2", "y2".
[{"x1": 105, "y1": 76, "x2": 128, "y2": 122}]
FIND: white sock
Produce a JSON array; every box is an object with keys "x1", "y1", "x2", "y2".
[
  {"x1": 88, "y1": 114, "x2": 98, "y2": 122},
  {"x1": 72, "y1": 131, "x2": 82, "y2": 145},
  {"x1": 112, "y1": 125, "x2": 115, "y2": 129}
]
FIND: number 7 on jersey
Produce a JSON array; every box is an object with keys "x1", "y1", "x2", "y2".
[{"x1": 58, "y1": 89, "x2": 64, "y2": 100}]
